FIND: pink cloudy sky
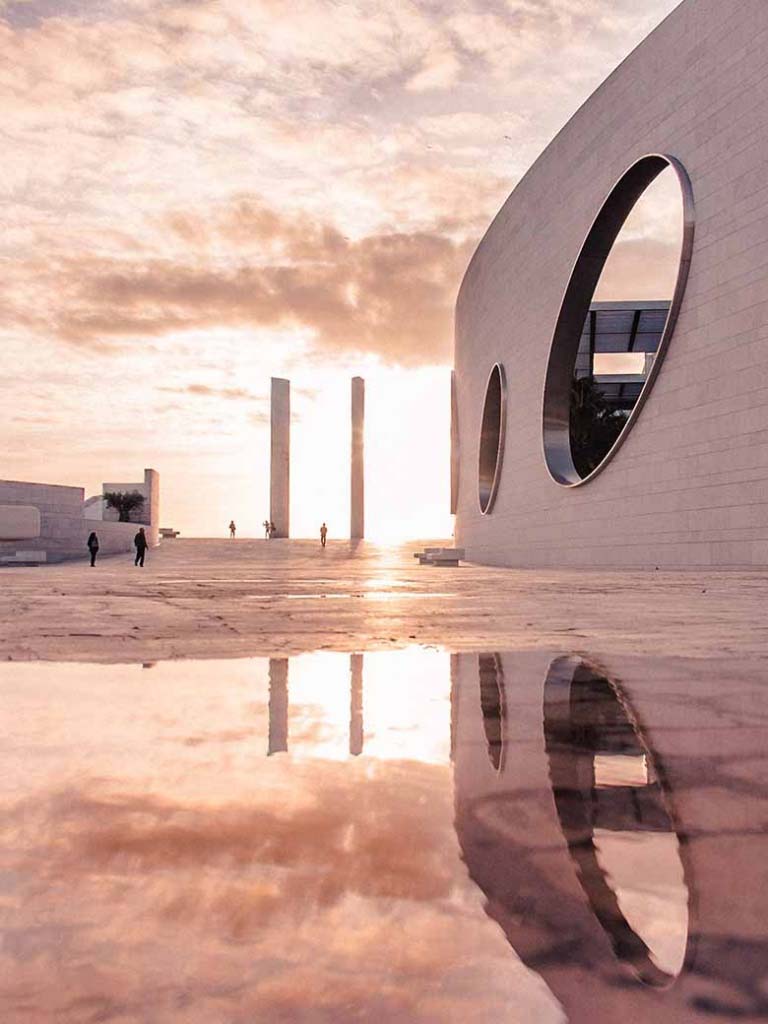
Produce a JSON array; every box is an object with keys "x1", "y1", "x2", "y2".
[{"x1": 2, "y1": 0, "x2": 680, "y2": 538}]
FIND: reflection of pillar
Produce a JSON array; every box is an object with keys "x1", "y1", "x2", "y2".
[
  {"x1": 351, "y1": 377, "x2": 365, "y2": 540},
  {"x1": 350, "y1": 653, "x2": 363, "y2": 756},
  {"x1": 450, "y1": 371, "x2": 459, "y2": 515},
  {"x1": 270, "y1": 377, "x2": 290, "y2": 538},
  {"x1": 450, "y1": 652, "x2": 459, "y2": 763},
  {"x1": 268, "y1": 657, "x2": 289, "y2": 755}
]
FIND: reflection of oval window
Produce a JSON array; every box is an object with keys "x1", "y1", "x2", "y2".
[
  {"x1": 543, "y1": 656, "x2": 690, "y2": 988},
  {"x1": 543, "y1": 155, "x2": 695, "y2": 486},
  {"x1": 478, "y1": 653, "x2": 506, "y2": 771},
  {"x1": 478, "y1": 364, "x2": 506, "y2": 514}
]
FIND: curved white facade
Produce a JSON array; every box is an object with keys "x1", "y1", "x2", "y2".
[{"x1": 455, "y1": 0, "x2": 768, "y2": 568}]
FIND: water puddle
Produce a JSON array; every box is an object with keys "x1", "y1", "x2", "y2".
[
  {"x1": 1, "y1": 650, "x2": 767, "y2": 1022},
  {"x1": 248, "y1": 591, "x2": 455, "y2": 601}
]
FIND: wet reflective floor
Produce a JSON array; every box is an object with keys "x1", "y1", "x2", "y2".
[{"x1": 1, "y1": 649, "x2": 768, "y2": 1023}]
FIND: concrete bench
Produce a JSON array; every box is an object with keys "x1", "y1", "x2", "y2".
[
  {"x1": 414, "y1": 547, "x2": 465, "y2": 566},
  {"x1": 0, "y1": 549, "x2": 47, "y2": 566}
]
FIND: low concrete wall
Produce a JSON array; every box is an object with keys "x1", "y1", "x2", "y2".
[{"x1": 0, "y1": 518, "x2": 140, "y2": 563}]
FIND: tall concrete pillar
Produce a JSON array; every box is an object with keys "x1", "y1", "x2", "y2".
[
  {"x1": 270, "y1": 377, "x2": 290, "y2": 538},
  {"x1": 349, "y1": 653, "x2": 363, "y2": 757},
  {"x1": 268, "y1": 657, "x2": 288, "y2": 755},
  {"x1": 351, "y1": 377, "x2": 365, "y2": 539}
]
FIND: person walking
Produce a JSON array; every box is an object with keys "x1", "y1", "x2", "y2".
[
  {"x1": 263, "y1": 519, "x2": 270, "y2": 539},
  {"x1": 229, "y1": 520, "x2": 237, "y2": 539},
  {"x1": 320, "y1": 522, "x2": 328, "y2": 548},
  {"x1": 134, "y1": 527, "x2": 148, "y2": 567},
  {"x1": 87, "y1": 531, "x2": 99, "y2": 567},
  {"x1": 269, "y1": 521, "x2": 276, "y2": 539}
]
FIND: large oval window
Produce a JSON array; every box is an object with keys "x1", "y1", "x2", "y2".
[
  {"x1": 543, "y1": 656, "x2": 690, "y2": 987},
  {"x1": 478, "y1": 363, "x2": 506, "y2": 514},
  {"x1": 543, "y1": 155, "x2": 694, "y2": 486}
]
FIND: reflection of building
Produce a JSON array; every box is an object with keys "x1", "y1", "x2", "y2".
[
  {"x1": 267, "y1": 654, "x2": 365, "y2": 757},
  {"x1": 267, "y1": 658, "x2": 289, "y2": 755},
  {"x1": 451, "y1": 652, "x2": 695, "y2": 1024},
  {"x1": 575, "y1": 302, "x2": 669, "y2": 415},
  {"x1": 454, "y1": 0, "x2": 768, "y2": 568},
  {"x1": 543, "y1": 656, "x2": 687, "y2": 988},
  {"x1": 451, "y1": 650, "x2": 768, "y2": 1023},
  {"x1": 349, "y1": 653, "x2": 363, "y2": 756}
]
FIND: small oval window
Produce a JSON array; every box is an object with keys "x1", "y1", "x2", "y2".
[{"x1": 478, "y1": 364, "x2": 506, "y2": 514}]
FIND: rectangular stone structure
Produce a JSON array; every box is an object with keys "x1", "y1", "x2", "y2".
[
  {"x1": 101, "y1": 468, "x2": 160, "y2": 547},
  {"x1": 351, "y1": 377, "x2": 365, "y2": 540},
  {"x1": 270, "y1": 378, "x2": 290, "y2": 539},
  {"x1": 0, "y1": 505, "x2": 41, "y2": 541}
]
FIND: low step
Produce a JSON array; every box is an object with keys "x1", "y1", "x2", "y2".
[
  {"x1": 0, "y1": 549, "x2": 47, "y2": 565},
  {"x1": 414, "y1": 547, "x2": 464, "y2": 566}
]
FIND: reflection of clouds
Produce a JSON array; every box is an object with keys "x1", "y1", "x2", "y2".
[
  {"x1": 0, "y1": 760, "x2": 562, "y2": 1022},
  {"x1": 593, "y1": 830, "x2": 688, "y2": 978},
  {"x1": 4, "y1": 768, "x2": 454, "y2": 900},
  {"x1": 594, "y1": 168, "x2": 684, "y2": 303}
]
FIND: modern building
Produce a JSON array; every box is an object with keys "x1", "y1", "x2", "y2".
[
  {"x1": 0, "y1": 469, "x2": 159, "y2": 564},
  {"x1": 454, "y1": 0, "x2": 768, "y2": 568}
]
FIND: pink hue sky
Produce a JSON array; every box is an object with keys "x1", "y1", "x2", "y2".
[{"x1": 2, "y1": 0, "x2": 680, "y2": 538}]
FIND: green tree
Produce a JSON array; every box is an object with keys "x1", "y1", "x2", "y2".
[
  {"x1": 103, "y1": 490, "x2": 145, "y2": 523},
  {"x1": 570, "y1": 377, "x2": 627, "y2": 478}
]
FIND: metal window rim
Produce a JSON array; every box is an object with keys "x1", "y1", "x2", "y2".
[
  {"x1": 541, "y1": 153, "x2": 696, "y2": 488},
  {"x1": 478, "y1": 362, "x2": 507, "y2": 514}
]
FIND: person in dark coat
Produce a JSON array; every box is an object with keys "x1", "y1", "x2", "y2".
[
  {"x1": 320, "y1": 523, "x2": 328, "y2": 548},
  {"x1": 87, "y1": 532, "x2": 99, "y2": 567},
  {"x1": 134, "y1": 527, "x2": 148, "y2": 567}
]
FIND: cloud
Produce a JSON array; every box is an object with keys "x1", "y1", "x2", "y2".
[
  {"x1": 0, "y1": 0, "x2": 679, "y2": 375},
  {"x1": 160, "y1": 383, "x2": 265, "y2": 402},
  {"x1": 3, "y1": 767, "x2": 455, "y2": 898},
  {"x1": 0, "y1": 763, "x2": 563, "y2": 1024},
  {"x1": 5, "y1": 201, "x2": 472, "y2": 366}
]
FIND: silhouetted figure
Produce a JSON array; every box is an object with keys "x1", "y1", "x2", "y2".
[
  {"x1": 269, "y1": 521, "x2": 276, "y2": 539},
  {"x1": 320, "y1": 522, "x2": 328, "y2": 548},
  {"x1": 229, "y1": 520, "x2": 236, "y2": 539},
  {"x1": 263, "y1": 519, "x2": 270, "y2": 539},
  {"x1": 87, "y1": 531, "x2": 99, "y2": 567},
  {"x1": 134, "y1": 527, "x2": 148, "y2": 567}
]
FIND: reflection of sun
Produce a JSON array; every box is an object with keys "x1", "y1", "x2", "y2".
[
  {"x1": 365, "y1": 531, "x2": 405, "y2": 546},
  {"x1": 286, "y1": 650, "x2": 451, "y2": 764},
  {"x1": 365, "y1": 574, "x2": 404, "y2": 590}
]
